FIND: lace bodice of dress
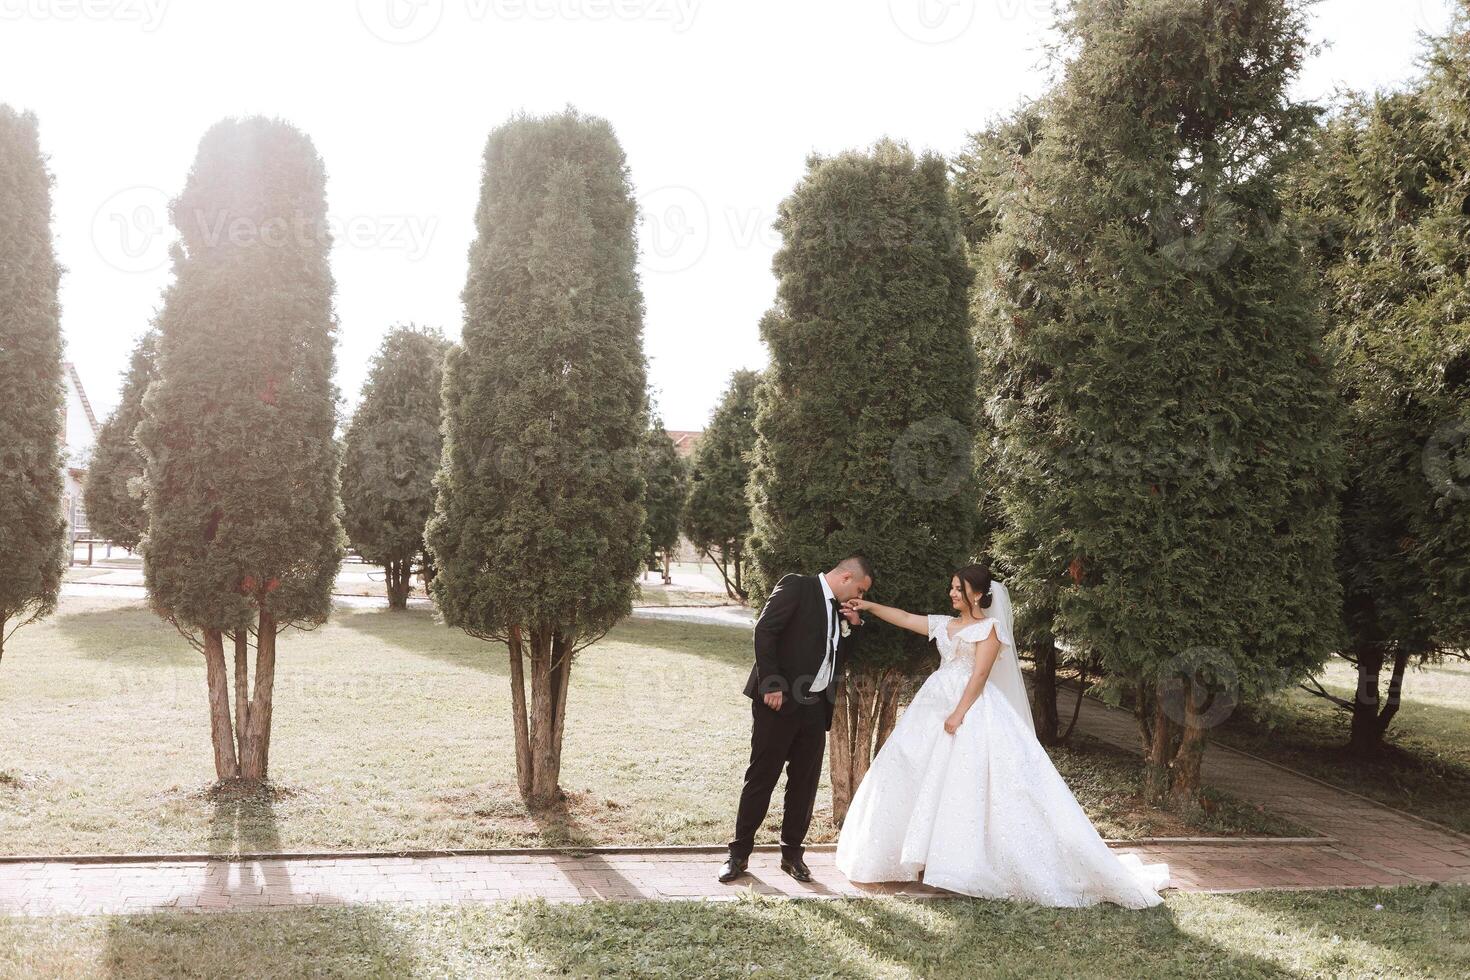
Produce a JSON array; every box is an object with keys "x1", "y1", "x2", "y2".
[{"x1": 927, "y1": 615, "x2": 996, "y2": 673}]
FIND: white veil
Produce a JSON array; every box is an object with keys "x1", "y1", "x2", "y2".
[{"x1": 986, "y1": 580, "x2": 1036, "y2": 736}]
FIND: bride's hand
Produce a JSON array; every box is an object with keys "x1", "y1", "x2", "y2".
[
  {"x1": 844, "y1": 598, "x2": 872, "y2": 613},
  {"x1": 943, "y1": 711, "x2": 965, "y2": 735}
]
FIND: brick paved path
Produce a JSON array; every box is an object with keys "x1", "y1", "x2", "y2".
[{"x1": 4, "y1": 690, "x2": 1469, "y2": 916}]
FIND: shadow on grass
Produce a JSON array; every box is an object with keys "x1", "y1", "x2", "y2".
[
  {"x1": 100, "y1": 780, "x2": 424, "y2": 978},
  {"x1": 99, "y1": 905, "x2": 418, "y2": 978},
  {"x1": 334, "y1": 606, "x2": 508, "y2": 677},
  {"x1": 602, "y1": 615, "x2": 751, "y2": 669},
  {"x1": 505, "y1": 896, "x2": 1299, "y2": 978},
  {"x1": 51, "y1": 603, "x2": 197, "y2": 668},
  {"x1": 41, "y1": 889, "x2": 1460, "y2": 977},
  {"x1": 1223, "y1": 886, "x2": 1470, "y2": 979},
  {"x1": 204, "y1": 780, "x2": 285, "y2": 855},
  {"x1": 338, "y1": 606, "x2": 754, "y2": 678}
]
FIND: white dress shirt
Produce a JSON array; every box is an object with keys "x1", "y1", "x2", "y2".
[{"x1": 811, "y1": 573, "x2": 840, "y2": 693}]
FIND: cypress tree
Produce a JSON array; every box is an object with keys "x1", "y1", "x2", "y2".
[
  {"x1": 84, "y1": 330, "x2": 159, "y2": 551},
  {"x1": 340, "y1": 324, "x2": 448, "y2": 610},
  {"x1": 682, "y1": 368, "x2": 760, "y2": 600},
  {"x1": 136, "y1": 117, "x2": 343, "y2": 783},
  {"x1": 980, "y1": 0, "x2": 1344, "y2": 810},
  {"x1": 746, "y1": 140, "x2": 977, "y2": 822},
  {"x1": 1293, "y1": 7, "x2": 1470, "y2": 755},
  {"x1": 956, "y1": 102, "x2": 1088, "y2": 744},
  {"x1": 427, "y1": 109, "x2": 648, "y2": 807},
  {"x1": 640, "y1": 413, "x2": 687, "y2": 585},
  {"x1": 0, "y1": 105, "x2": 66, "y2": 671}
]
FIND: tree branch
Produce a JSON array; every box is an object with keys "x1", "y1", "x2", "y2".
[{"x1": 1300, "y1": 675, "x2": 1354, "y2": 711}]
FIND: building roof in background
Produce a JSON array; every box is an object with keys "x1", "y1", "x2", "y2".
[
  {"x1": 62, "y1": 361, "x2": 98, "y2": 470},
  {"x1": 665, "y1": 430, "x2": 701, "y2": 457}
]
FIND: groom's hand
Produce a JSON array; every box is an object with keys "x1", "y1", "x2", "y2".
[{"x1": 763, "y1": 691, "x2": 784, "y2": 711}]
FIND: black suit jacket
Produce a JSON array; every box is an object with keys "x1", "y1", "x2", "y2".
[{"x1": 743, "y1": 573, "x2": 857, "y2": 730}]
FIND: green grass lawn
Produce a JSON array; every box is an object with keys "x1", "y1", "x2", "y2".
[
  {"x1": 0, "y1": 597, "x2": 1294, "y2": 856},
  {"x1": 1216, "y1": 656, "x2": 1470, "y2": 835},
  {"x1": 1, "y1": 887, "x2": 1465, "y2": 978}
]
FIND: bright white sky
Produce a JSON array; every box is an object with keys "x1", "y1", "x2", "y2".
[{"x1": 0, "y1": 0, "x2": 1457, "y2": 431}]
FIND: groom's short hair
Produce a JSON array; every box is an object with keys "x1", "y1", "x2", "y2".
[{"x1": 835, "y1": 553, "x2": 874, "y2": 584}]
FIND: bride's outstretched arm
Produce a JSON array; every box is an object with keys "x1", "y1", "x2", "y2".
[
  {"x1": 944, "y1": 634, "x2": 1002, "y2": 735},
  {"x1": 843, "y1": 598, "x2": 927, "y2": 637}
]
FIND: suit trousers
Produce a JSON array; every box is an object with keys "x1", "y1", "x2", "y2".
[{"x1": 729, "y1": 695, "x2": 828, "y2": 861}]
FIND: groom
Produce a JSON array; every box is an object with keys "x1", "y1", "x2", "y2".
[{"x1": 719, "y1": 554, "x2": 873, "y2": 884}]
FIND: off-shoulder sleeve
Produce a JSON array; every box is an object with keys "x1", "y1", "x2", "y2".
[
  {"x1": 958, "y1": 619, "x2": 998, "y2": 643},
  {"x1": 927, "y1": 614, "x2": 952, "y2": 641}
]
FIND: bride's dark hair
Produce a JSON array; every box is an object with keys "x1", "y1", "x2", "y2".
[{"x1": 954, "y1": 564, "x2": 992, "y2": 610}]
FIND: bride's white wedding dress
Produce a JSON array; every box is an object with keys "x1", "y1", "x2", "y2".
[{"x1": 835, "y1": 585, "x2": 1168, "y2": 909}]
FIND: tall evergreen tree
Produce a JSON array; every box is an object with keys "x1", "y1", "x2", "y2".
[
  {"x1": 979, "y1": 0, "x2": 1343, "y2": 809},
  {"x1": 0, "y1": 105, "x2": 66, "y2": 671},
  {"x1": 640, "y1": 413, "x2": 687, "y2": 585},
  {"x1": 1293, "y1": 6, "x2": 1470, "y2": 755},
  {"x1": 427, "y1": 109, "x2": 648, "y2": 807},
  {"x1": 746, "y1": 140, "x2": 977, "y2": 822},
  {"x1": 340, "y1": 324, "x2": 448, "y2": 610},
  {"x1": 682, "y1": 368, "x2": 760, "y2": 600},
  {"x1": 84, "y1": 330, "x2": 159, "y2": 551},
  {"x1": 956, "y1": 101, "x2": 1093, "y2": 745},
  {"x1": 137, "y1": 117, "x2": 343, "y2": 783}
]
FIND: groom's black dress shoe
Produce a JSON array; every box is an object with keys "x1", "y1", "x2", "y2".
[
  {"x1": 718, "y1": 856, "x2": 748, "y2": 883},
  {"x1": 780, "y1": 856, "x2": 813, "y2": 883}
]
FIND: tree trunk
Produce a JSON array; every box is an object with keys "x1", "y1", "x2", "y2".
[
  {"x1": 386, "y1": 558, "x2": 410, "y2": 610},
  {"x1": 1141, "y1": 689, "x2": 1178, "y2": 806},
  {"x1": 1349, "y1": 647, "x2": 1411, "y2": 757},
  {"x1": 1139, "y1": 680, "x2": 1207, "y2": 810},
  {"x1": 507, "y1": 625, "x2": 534, "y2": 799},
  {"x1": 1349, "y1": 646, "x2": 1386, "y2": 756},
  {"x1": 519, "y1": 626, "x2": 572, "y2": 808},
  {"x1": 830, "y1": 677, "x2": 853, "y2": 819},
  {"x1": 661, "y1": 551, "x2": 672, "y2": 586},
  {"x1": 233, "y1": 630, "x2": 250, "y2": 769},
  {"x1": 202, "y1": 628, "x2": 239, "y2": 781},
  {"x1": 1061, "y1": 661, "x2": 1088, "y2": 742},
  {"x1": 829, "y1": 666, "x2": 901, "y2": 825},
  {"x1": 707, "y1": 546, "x2": 746, "y2": 602},
  {"x1": 1169, "y1": 690, "x2": 1208, "y2": 817},
  {"x1": 240, "y1": 610, "x2": 276, "y2": 781},
  {"x1": 1378, "y1": 649, "x2": 1410, "y2": 737},
  {"x1": 1031, "y1": 638, "x2": 1061, "y2": 745},
  {"x1": 544, "y1": 630, "x2": 574, "y2": 796}
]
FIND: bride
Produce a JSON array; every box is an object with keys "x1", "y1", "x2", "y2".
[{"x1": 835, "y1": 565, "x2": 1168, "y2": 909}]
